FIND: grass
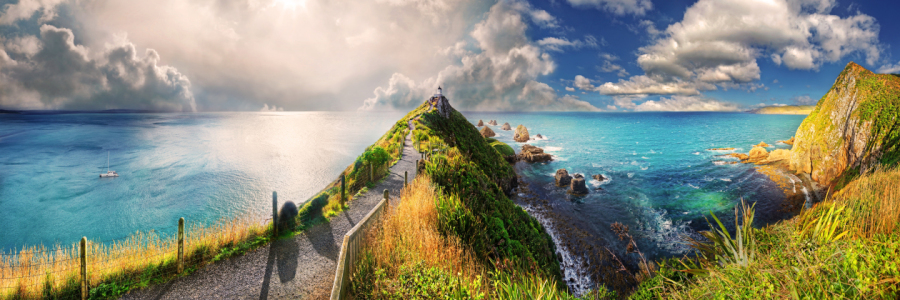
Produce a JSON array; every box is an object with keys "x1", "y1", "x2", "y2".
[
  {"x1": 0, "y1": 216, "x2": 268, "y2": 299},
  {"x1": 632, "y1": 167, "x2": 900, "y2": 299}
]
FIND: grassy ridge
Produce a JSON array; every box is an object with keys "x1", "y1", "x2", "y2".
[{"x1": 631, "y1": 168, "x2": 900, "y2": 299}]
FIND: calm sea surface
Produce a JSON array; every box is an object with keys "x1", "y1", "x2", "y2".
[
  {"x1": 0, "y1": 112, "x2": 403, "y2": 251},
  {"x1": 1, "y1": 111, "x2": 805, "y2": 257}
]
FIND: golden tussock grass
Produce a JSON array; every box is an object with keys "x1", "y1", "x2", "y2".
[
  {"x1": 829, "y1": 167, "x2": 900, "y2": 238},
  {"x1": 0, "y1": 215, "x2": 268, "y2": 299},
  {"x1": 361, "y1": 176, "x2": 487, "y2": 294}
]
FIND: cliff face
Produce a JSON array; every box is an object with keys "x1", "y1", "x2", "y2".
[{"x1": 789, "y1": 62, "x2": 900, "y2": 186}]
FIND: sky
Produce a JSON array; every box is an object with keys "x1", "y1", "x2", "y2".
[{"x1": 0, "y1": 0, "x2": 898, "y2": 112}]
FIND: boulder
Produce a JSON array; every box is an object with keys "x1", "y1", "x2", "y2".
[
  {"x1": 501, "y1": 122, "x2": 512, "y2": 131},
  {"x1": 513, "y1": 125, "x2": 530, "y2": 142},
  {"x1": 748, "y1": 146, "x2": 769, "y2": 163},
  {"x1": 477, "y1": 120, "x2": 484, "y2": 127},
  {"x1": 480, "y1": 126, "x2": 496, "y2": 138},
  {"x1": 758, "y1": 149, "x2": 792, "y2": 164},
  {"x1": 277, "y1": 201, "x2": 299, "y2": 231},
  {"x1": 754, "y1": 141, "x2": 771, "y2": 148},
  {"x1": 519, "y1": 144, "x2": 553, "y2": 163},
  {"x1": 555, "y1": 169, "x2": 572, "y2": 187},
  {"x1": 535, "y1": 134, "x2": 543, "y2": 139},
  {"x1": 568, "y1": 174, "x2": 589, "y2": 196},
  {"x1": 778, "y1": 137, "x2": 795, "y2": 145},
  {"x1": 488, "y1": 120, "x2": 498, "y2": 126},
  {"x1": 592, "y1": 174, "x2": 606, "y2": 181}
]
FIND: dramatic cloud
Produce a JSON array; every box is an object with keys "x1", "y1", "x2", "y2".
[
  {"x1": 1, "y1": 25, "x2": 195, "y2": 111},
  {"x1": 537, "y1": 35, "x2": 597, "y2": 52},
  {"x1": 565, "y1": 0, "x2": 652, "y2": 16},
  {"x1": 632, "y1": 95, "x2": 742, "y2": 112},
  {"x1": 598, "y1": 0, "x2": 883, "y2": 98},
  {"x1": 361, "y1": 1, "x2": 599, "y2": 111}
]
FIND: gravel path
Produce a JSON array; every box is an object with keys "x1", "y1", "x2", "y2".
[{"x1": 121, "y1": 119, "x2": 420, "y2": 300}]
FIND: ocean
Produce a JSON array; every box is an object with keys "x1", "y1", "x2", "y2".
[
  {"x1": 0, "y1": 111, "x2": 403, "y2": 251},
  {"x1": 1, "y1": 111, "x2": 805, "y2": 259},
  {"x1": 463, "y1": 112, "x2": 806, "y2": 259}
]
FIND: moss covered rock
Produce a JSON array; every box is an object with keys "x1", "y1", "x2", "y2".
[{"x1": 789, "y1": 62, "x2": 900, "y2": 186}]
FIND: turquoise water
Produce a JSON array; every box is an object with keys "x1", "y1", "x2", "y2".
[
  {"x1": 1, "y1": 111, "x2": 805, "y2": 259},
  {"x1": 0, "y1": 112, "x2": 403, "y2": 251},
  {"x1": 464, "y1": 112, "x2": 806, "y2": 258}
]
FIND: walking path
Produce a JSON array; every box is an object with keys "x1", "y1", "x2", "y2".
[{"x1": 122, "y1": 118, "x2": 420, "y2": 300}]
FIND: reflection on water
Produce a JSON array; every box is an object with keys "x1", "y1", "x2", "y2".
[{"x1": 0, "y1": 111, "x2": 402, "y2": 250}]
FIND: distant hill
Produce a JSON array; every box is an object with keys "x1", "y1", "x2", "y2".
[{"x1": 748, "y1": 105, "x2": 815, "y2": 115}]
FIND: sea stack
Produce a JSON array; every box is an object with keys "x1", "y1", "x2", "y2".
[
  {"x1": 748, "y1": 146, "x2": 769, "y2": 163},
  {"x1": 514, "y1": 125, "x2": 530, "y2": 142},
  {"x1": 488, "y1": 120, "x2": 498, "y2": 126},
  {"x1": 519, "y1": 145, "x2": 552, "y2": 162},
  {"x1": 592, "y1": 174, "x2": 606, "y2": 181},
  {"x1": 501, "y1": 122, "x2": 512, "y2": 131},
  {"x1": 480, "y1": 126, "x2": 496, "y2": 138},
  {"x1": 568, "y1": 174, "x2": 589, "y2": 196},
  {"x1": 477, "y1": 120, "x2": 484, "y2": 127},
  {"x1": 755, "y1": 141, "x2": 771, "y2": 148},
  {"x1": 555, "y1": 169, "x2": 572, "y2": 187}
]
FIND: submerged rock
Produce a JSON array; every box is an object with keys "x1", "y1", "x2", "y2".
[
  {"x1": 501, "y1": 122, "x2": 512, "y2": 131},
  {"x1": 778, "y1": 137, "x2": 795, "y2": 145},
  {"x1": 555, "y1": 169, "x2": 572, "y2": 187},
  {"x1": 592, "y1": 174, "x2": 606, "y2": 181},
  {"x1": 568, "y1": 174, "x2": 589, "y2": 195},
  {"x1": 535, "y1": 134, "x2": 544, "y2": 139},
  {"x1": 477, "y1": 120, "x2": 484, "y2": 127},
  {"x1": 755, "y1": 141, "x2": 771, "y2": 148},
  {"x1": 480, "y1": 126, "x2": 496, "y2": 138},
  {"x1": 514, "y1": 125, "x2": 530, "y2": 142},
  {"x1": 278, "y1": 201, "x2": 299, "y2": 231}
]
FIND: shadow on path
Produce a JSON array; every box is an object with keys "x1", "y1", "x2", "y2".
[
  {"x1": 259, "y1": 238, "x2": 300, "y2": 299},
  {"x1": 306, "y1": 219, "x2": 339, "y2": 262}
]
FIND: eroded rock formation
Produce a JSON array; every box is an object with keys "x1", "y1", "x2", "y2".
[
  {"x1": 519, "y1": 145, "x2": 552, "y2": 163},
  {"x1": 514, "y1": 125, "x2": 530, "y2": 142},
  {"x1": 555, "y1": 169, "x2": 572, "y2": 187},
  {"x1": 480, "y1": 126, "x2": 496, "y2": 138}
]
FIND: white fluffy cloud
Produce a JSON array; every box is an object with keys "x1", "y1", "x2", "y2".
[
  {"x1": 878, "y1": 61, "x2": 900, "y2": 74},
  {"x1": 565, "y1": 0, "x2": 652, "y2": 16},
  {"x1": 537, "y1": 35, "x2": 597, "y2": 52},
  {"x1": 598, "y1": 0, "x2": 883, "y2": 97},
  {"x1": 361, "y1": 1, "x2": 599, "y2": 111},
  {"x1": 632, "y1": 95, "x2": 741, "y2": 112},
  {"x1": 1, "y1": 25, "x2": 195, "y2": 111}
]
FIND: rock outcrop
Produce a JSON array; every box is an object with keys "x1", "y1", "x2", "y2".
[
  {"x1": 480, "y1": 126, "x2": 496, "y2": 138},
  {"x1": 555, "y1": 169, "x2": 572, "y2": 187},
  {"x1": 519, "y1": 145, "x2": 552, "y2": 163},
  {"x1": 789, "y1": 62, "x2": 900, "y2": 186},
  {"x1": 727, "y1": 153, "x2": 750, "y2": 161},
  {"x1": 748, "y1": 146, "x2": 769, "y2": 163},
  {"x1": 778, "y1": 137, "x2": 795, "y2": 145},
  {"x1": 535, "y1": 134, "x2": 543, "y2": 139},
  {"x1": 501, "y1": 122, "x2": 512, "y2": 131},
  {"x1": 514, "y1": 125, "x2": 530, "y2": 142},
  {"x1": 488, "y1": 120, "x2": 498, "y2": 126},
  {"x1": 755, "y1": 141, "x2": 771, "y2": 148},
  {"x1": 568, "y1": 174, "x2": 589, "y2": 196},
  {"x1": 477, "y1": 120, "x2": 484, "y2": 127},
  {"x1": 592, "y1": 174, "x2": 606, "y2": 181},
  {"x1": 435, "y1": 96, "x2": 454, "y2": 119},
  {"x1": 707, "y1": 147, "x2": 736, "y2": 151},
  {"x1": 758, "y1": 149, "x2": 792, "y2": 165}
]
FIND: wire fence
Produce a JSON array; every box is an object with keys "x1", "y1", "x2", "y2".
[{"x1": 0, "y1": 210, "x2": 273, "y2": 300}]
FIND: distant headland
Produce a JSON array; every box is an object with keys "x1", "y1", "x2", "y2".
[{"x1": 748, "y1": 105, "x2": 815, "y2": 115}]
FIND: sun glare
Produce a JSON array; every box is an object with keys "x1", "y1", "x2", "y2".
[{"x1": 273, "y1": 0, "x2": 306, "y2": 11}]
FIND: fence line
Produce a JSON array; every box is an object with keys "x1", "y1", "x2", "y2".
[{"x1": 330, "y1": 190, "x2": 392, "y2": 300}]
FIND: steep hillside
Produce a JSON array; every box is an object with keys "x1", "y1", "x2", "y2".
[
  {"x1": 749, "y1": 105, "x2": 815, "y2": 115},
  {"x1": 789, "y1": 62, "x2": 900, "y2": 187}
]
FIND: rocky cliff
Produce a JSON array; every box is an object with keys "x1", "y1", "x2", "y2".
[{"x1": 789, "y1": 62, "x2": 900, "y2": 186}]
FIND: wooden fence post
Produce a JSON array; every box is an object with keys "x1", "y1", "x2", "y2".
[
  {"x1": 272, "y1": 191, "x2": 278, "y2": 236},
  {"x1": 340, "y1": 174, "x2": 346, "y2": 206},
  {"x1": 384, "y1": 189, "x2": 389, "y2": 207},
  {"x1": 405, "y1": 171, "x2": 408, "y2": 187},
  {"x1": 80, "y1": 237, "x2": 87, "y2": 300},
  {"x1": 369, "y1": 163, "x2": 374, "y2": 183},
  {"x1": 178, "y1": 217, "x2": 184, "y2": 274}
]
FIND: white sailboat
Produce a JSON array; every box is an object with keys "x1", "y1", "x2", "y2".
[{"x1": 100, "y1": 151, "x2": 118, "y2": 177}]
